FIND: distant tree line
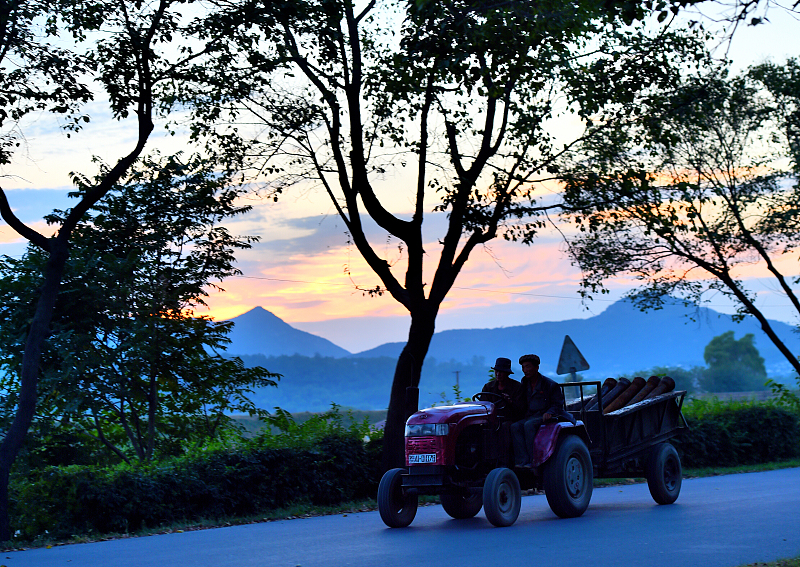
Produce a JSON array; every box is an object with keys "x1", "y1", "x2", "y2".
[
  {"x1": 237, "y1": 354, "x2": 493, "y2": 412},
  {"x1": 621, "y1": 331, "x2": 770, "y2": 394},
  {"x1": 239, "y1": 330, "x2": 771, "y2": 412}
]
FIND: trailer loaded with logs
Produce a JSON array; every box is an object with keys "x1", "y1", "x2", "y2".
[{"x1": 378, "y1": 376, "x2": 688, "y2": 528}]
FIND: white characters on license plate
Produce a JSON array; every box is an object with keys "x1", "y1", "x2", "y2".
[{"x1": 409, "y1": 453, "x2": 437, "y2": 464}]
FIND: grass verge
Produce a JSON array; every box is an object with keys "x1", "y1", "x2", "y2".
[
  {"x1": 592, "y1": 457, "x2": 800, "y2": 487},
  {"x1": 683, "y1": 458, "x2": 800, "y2": 478}
]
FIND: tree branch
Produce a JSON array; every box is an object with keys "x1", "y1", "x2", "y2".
[{"x1": 0, "y1": 189, "x2": 51, "y2": 251}]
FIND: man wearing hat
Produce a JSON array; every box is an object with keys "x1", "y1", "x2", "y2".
[
  {"x1": 482, "y1": 357, "x2": 525, "y2": 421},
  {"x1": 511, "y1": 354, "x2": 568, "y2": 468},
  {"x1": 481, "y1": 357, "x2": 524, "y2": 466}
]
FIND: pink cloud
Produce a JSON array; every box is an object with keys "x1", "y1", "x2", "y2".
[{"x1": 204, "y1": 210, "x2": 800, "y2": 337}]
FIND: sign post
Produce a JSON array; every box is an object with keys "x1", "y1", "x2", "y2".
[{"x1": 556, "y1": 335, "x2": 590, "y2": 383}]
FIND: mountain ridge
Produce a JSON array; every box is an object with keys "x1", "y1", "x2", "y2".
[
  {"x1": 351, "y1": 299, "x2": 800, "y2": 376},
  {"x1": 225, "y1": 306, "x2": 350, "y2": 358},
  {"x1": 225, "y1": 300, "x2": 799, "y2": 411},
  {"x1": 226, "y1": 300, "x2": 800, "y2": 378}
]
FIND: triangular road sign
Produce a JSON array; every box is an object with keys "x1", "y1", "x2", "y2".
[{"x1": 556, "y1": 335, "x2": 590, "y2": 375}]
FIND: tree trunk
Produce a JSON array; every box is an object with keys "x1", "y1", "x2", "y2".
[
  {"x1": 381, "y1": 307, "x2": 437, "y2": 472},
  {"x1": 0, "y1": 240, "x2": 68, "y2": 541},
  {"x1": 146, "y1": 370, "x2": 157, "y2": 461}
]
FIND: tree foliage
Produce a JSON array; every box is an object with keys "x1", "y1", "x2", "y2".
[
  {"x1": 0, "y1": 153, "x2": 279, "y2": 464},
  {"x1": 0, "y1": 0, "x2": 262, "y2": 538},
  {"x1": 0, "y1": 0, "x2": 94, "y2": 164},
  {"x1": 700, "y1": 331, "x2": 767, "y2": 392},
  {"x1": 561, "y1": 59, "x2": 800, "y2": 377}
]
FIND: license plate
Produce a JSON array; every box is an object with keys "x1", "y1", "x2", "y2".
[{"x1": 409, "y1": 453, "x2": 437, "y2": 464}]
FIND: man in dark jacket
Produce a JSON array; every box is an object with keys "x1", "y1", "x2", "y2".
[
  {"x1": 511, "y1": 354, "x2": 567, "y2": 468},
  {"x1": 481, "y1": 357, "x2": 524, "y2": 466},
  {"x1": 481, "y1": 357, "x2": 525, "y2": 421}
]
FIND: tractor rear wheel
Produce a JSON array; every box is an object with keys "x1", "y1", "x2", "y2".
[
  {"x1": 645, "y1": 442, "x2": 682, "y2": 505},
  {"x1": 543, "y1": 435, "x2": 593, "y2": 518}
]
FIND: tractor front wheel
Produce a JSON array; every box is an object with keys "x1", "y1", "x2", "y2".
[
  {"x1": 378, "y1": 468, "x2": 418, "y2": 528},
  {"x1": 482, "y1": 467, "x2": 521, "y2": 527}
]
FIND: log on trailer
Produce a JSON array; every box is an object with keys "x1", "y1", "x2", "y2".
[
  {"x1": 644, "y1": 376, "x2": 675, "y2": 400},
  {"x1": 629, "y1": 375, "x2": 660, "y2": 405},
  {"x1": 604, "y1": 376, "x2": 647, "y2": 414},
  {"x1": 595, "y1": 377, "x2": 631, "y2": 411},
  {"x1": 581, "y1": 378, "x2": 617, "y2": 411}
]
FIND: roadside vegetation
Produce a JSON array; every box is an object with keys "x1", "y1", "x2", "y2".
[
  {"x1": 740, "y1": 559, "x2": 800, "y2": 567},
  {"x1": 4, "y1": 396, "x2": 798, "y2": 549},
  {"x1": 9, "y1": 457, "x2": 800, "y2": 552}
]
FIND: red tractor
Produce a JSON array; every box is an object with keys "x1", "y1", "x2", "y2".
[{"x1": 378, "y1": 381, "x2": 687, "y2": 528}]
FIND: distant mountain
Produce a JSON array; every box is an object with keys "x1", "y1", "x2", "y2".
[
  {"x1": 226, "y1": 300, "x2": 799, "y2": 380},
  {"x1": 225, "y1": 307, "x2": 351, "y2": 358},
  {"x1": 353, "y1": 299, "x2": 800, "y2": 378},
  {"x1": 227, "y1": 300, "x2": 799, "y2": 412}
]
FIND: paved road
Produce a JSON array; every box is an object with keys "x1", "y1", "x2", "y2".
[{"x1": 5, "y1": 468, "x2": 799, "y2": 567}]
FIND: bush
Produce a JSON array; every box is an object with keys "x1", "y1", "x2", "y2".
[
  {"x1": 17, "y1": 398, "x2": 796, "y2": 542},
  {"x1": 9, "y1": 429, "x2": 383, "y2": 542},
  {"x1": 10, "y1": 466, "x2": 87, "y2": 540},
  {"x1": 673, "y1": 398, "x2": 800, "y2": 468}
]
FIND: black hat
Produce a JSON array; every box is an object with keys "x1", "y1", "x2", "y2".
[{"x1": 491, "y1": 357, "x2": 514, "y2": 374}]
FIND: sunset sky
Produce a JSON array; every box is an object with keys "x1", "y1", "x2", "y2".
[{"x1": 1, "y1": 6, "x2": 798, "y2": 353}]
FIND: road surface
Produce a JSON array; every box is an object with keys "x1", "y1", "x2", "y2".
[{"x1": 4, "y1": 468, "x2": 799, "y2": 567}]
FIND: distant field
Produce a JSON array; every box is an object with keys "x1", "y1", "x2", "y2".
[
  {"x1": 690, "y1": 390, "x2": 779, "y2": 402},
  {"x1": 233, "y1": 409, "x2": 387, "y2": 435}
]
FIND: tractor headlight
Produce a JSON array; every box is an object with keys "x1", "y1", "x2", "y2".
[{"x1": 405, "y1": 423, "x2": 450, "y2": 437}]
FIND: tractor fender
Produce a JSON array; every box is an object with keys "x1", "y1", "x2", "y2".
[{"x1": 531, "y1": 421, "x2": 590, "y2": 467}]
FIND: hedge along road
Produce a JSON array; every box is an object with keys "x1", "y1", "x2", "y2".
[{"x1": 5, "y1": 468, "x2": 800, "y2": 567}]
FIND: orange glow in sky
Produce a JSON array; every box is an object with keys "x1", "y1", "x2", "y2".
[{"x1": 202, "y1": 234, "x2": 585, "y2": 323}]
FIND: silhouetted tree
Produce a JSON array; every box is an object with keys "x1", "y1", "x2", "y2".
[
  {"x1": 189, "y1": 0, "x2": 714, "y2": 469},
  {"x1": 0, "y1": 153, "x2": 279, "y2": 464},
  {"x1": 0, "y1": 0, "x2": 247, "y2": 541},
  {"x1": 561, "y1": 60, "x2": 800, "y2": 379},
  {"x1": 701, "y1": 331, "x2": 768, "y2": 392}
]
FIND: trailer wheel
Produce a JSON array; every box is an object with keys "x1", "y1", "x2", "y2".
[
  {"x1": 544, "y1": 435, "x2": 593, "y2": 518},
  {"x1": 645, "y1": 443, "x2": 682, "y2": 505},
  {"x1": 441, "y1": 491, "x2": 483, "y2": 519},
  {"x1": 482, "y1": 467, "x2": 521, "y2": 527},
  {"x1": 378, "y1": 468, "x2": 418, "y2": 528}
]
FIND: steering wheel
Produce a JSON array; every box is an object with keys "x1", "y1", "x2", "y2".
[{"x1": 472, "y1": 391, "x2": 505, "y2": 405}]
